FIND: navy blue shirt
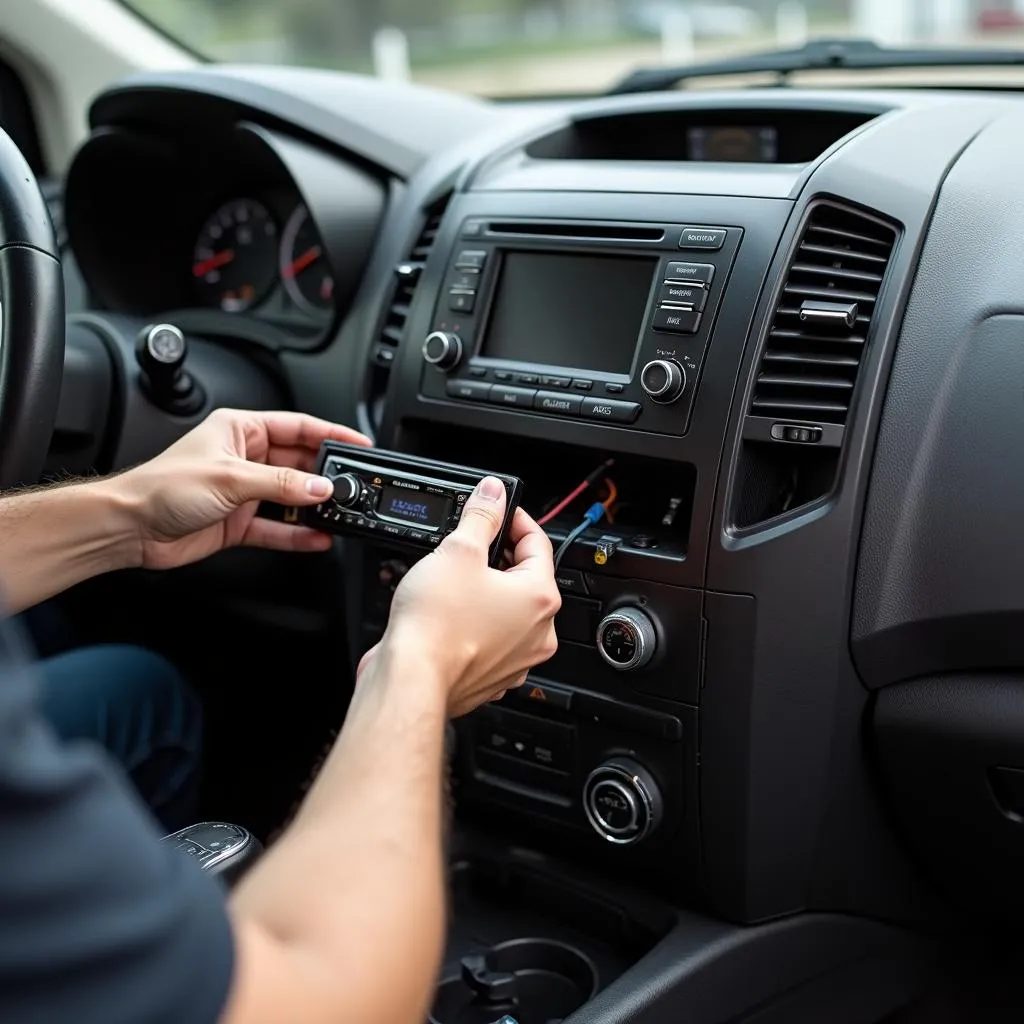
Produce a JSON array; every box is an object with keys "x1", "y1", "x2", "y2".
[{"x1": 0, "y1": 616, "x2": 234, "y2": 1023}]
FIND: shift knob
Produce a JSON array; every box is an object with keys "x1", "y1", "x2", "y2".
[
  {"x1": 162, "y1": 821, "x2": 262, "y2": 885},
  {"x1": 136, "y1": 323, "x2": 205, "y2": 414}
]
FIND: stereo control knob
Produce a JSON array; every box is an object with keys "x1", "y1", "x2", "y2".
[
  {"x1": 422, "y1": 331, "x2": 463, "y2": 370},
  {"x1": 330, "y1": 473, "x2": 362, "y2": 508},
  {"x1": 640, "y1": 359, "x2": 686, "y2": 404},
  {"x1": 596, "y1": 607, "x2": 657, "y2": 672},
  {"x1": 583, "y1": 757, "x2": 663, "y2": 845}
]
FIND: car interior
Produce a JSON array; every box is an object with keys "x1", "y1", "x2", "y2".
[{"x1": 9, "y1": 0, "x2": 1024, "y2": 1020}]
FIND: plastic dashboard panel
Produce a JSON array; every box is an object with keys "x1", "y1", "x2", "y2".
[
  {"x1": 700, "y1": 97, "x2": 1012, "y2": 924},
  {"x1": 853, "y1": 107, "x2": 1024, "y2": 687},
  {"x1": 348, "y1": 93, "x2": 1015, "y2": 927},
  {"x1": 852, "y1": 107, "x2": 1024, "y2": 919}
]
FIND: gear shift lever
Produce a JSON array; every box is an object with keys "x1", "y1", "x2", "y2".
[
  {"x1": 162, "y1": 822, "x2": 262, "y2": 885},
  {"x1": 135, "y1": 322, "x2": 205, "y2": 415}
]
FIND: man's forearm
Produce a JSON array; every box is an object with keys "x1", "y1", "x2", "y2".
[
  {"x1": 228, "y1": 640, "x2": 451, "y2": 1023},
  {"x1": 0, "y1": 479, "x2": 141, "y2": 613}
]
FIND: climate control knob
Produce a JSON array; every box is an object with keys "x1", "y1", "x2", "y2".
[
  {"x1": 422, "y1": 331, "x2": 463, "y2": 370},
  {"x1": 330, "y1": 473, "x2": 362, "y2": 508},
  {"x1": 640, "y1": 359, "x2": 686, "y2": 404},
  {"x1": 583, "y1": 757, "x2": 663, "y2": 845},
  {"x1": 596, "y1": 607, "x2": 657, "y2": 672}
]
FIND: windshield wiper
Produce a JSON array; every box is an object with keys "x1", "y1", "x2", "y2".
[{"x1": 608, "y1": 36, "x2": 1024, "y2": 95}]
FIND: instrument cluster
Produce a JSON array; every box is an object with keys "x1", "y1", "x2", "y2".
[
  {"x1": 63, "y1": 121, "x2": 387, "y2": 351},
  {"x1": 191, "y1": 195, "x2": 333, "y2": 325}
]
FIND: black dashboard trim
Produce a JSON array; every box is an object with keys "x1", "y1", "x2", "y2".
[{"x1": 89, "y1": 69, "x2": 501, "y2": 180}]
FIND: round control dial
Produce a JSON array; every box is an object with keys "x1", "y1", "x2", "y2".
[
  {"x1": 640, "y1": 359, "x2": 687, "y2": 404},
  {"x1": 330, "y1": 473, "x2": 362, "y2": 508},
  {"x1": 422, "y1": 331, "x2": 463, "y2": 370},
  {"x1": 596, "y1": 607, "x2": 657, "y2": 672},
  {"x1": 583, "y1": 757, "x2": 663, "y2": 845}
]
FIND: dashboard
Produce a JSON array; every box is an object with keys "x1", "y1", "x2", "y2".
[{"x1": 53, "y1": 64, "x2": 1024, "y2": 981}]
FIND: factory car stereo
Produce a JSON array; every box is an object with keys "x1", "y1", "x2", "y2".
[
  {"x1": 304, "y1": 442, "x2": 523, "y2": 567},
  {"x1": 418, "y1": 218, "x2": 743, "y2": 438}
]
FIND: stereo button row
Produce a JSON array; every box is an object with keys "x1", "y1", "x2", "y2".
[
  {"x1": 447, "y1": 250, "x2": 487, "y2": 312},
  {"x1": 652, "y1": 260, "x2": 713, "y2": 335},
  {"x1": 445, "y1": 380, "x2": 639, "y2": 423}
]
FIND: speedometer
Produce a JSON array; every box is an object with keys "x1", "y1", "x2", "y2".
[
  {"x1": 193, "y1": 198, "x2": 278, "y2": 312},
  {"x1": 280, "y1": 205, "x2": 334, "y2": 314}
]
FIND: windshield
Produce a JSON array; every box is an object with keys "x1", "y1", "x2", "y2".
[{"x1": 124, "y1": 1, "x2": 1024, "y2": 97}]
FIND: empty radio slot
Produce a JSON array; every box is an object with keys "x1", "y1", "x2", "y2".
[{"x1": 398, "y1": 420, "x2": 695, "y2": 559}]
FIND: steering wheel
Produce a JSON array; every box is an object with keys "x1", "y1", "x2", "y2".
[{"x1": 0, "y1": 126, "x2": 64, "y2": 489}]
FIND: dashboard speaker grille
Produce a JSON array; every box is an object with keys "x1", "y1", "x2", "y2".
[
  {"x1": 371, "y1": 192, "x2": 451, "y2": 370},
  {"x1": 749, "y1": 200, "x2": 897, "y2": 427}
]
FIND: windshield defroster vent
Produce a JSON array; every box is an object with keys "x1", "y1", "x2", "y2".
[
  {"x1": 748, "y1": 200, "x2": 897, "y2": 436},
  {"x1": 371, "y1": 193, "x2": 451, "y2": 371}
]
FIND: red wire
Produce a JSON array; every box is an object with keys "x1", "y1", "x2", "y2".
[{"x1": 537, "y1": 480, "x2": 589, "y2": 526}]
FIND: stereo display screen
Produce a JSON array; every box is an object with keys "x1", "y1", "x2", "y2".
[
  {"x1": 480, "y1": 252, "x2": 657, "y2": 375},
  {"x1": 376, "y1": 486, "x2": 450, "y2": 530}
]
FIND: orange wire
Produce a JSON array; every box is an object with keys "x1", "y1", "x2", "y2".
[{"x1": 602, "y1": 477, "x2": 618, "y2": 523}]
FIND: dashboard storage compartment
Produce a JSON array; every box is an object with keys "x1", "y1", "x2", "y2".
[
  {"x1": 873, "y1": 673, "x2": 1024, "y2": 922},
  {"x1": 523, "y1": 108, "x2": 884, "y2": 165}
]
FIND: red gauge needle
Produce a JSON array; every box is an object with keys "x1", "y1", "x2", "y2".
[
  {"x1": 193, "y1": 249, "x2": 235, "y2": 277},
  {"x1": 285, "y1": 245, "x2": 322, "y2": 279}
]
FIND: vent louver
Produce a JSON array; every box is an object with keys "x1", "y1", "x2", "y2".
[
  {"x1": 371, "y1": 194, "x2": 451, "y2": 370},
  {"x1": 749, "y1": 201, "x2": 897, "y2": 431}
]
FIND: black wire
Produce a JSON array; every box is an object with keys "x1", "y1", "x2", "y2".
[{"x1": 554, "y1": 520, "x2": 591, "y2": 570}]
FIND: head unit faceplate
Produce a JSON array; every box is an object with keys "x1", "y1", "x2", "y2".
[{"x1": 417, "y1": 218, "x2": 743, "y2": 438}]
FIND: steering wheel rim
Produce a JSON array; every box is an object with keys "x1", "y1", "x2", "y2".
[{"x1": 0, "y1": 126, "x2": 64, "y2": 489}]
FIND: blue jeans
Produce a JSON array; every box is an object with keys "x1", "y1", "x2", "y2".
[{"x1": 35, "y1": 644, "x2": 203, "y2": 833}]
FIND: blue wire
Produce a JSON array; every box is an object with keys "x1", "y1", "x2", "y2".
[{"x1": 553, "y1": 502, "x2": 606, "y2": 569}]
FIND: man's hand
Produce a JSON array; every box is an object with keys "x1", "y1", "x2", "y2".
[
  {"x1": 361, "y1": 475, "x2": 561, "y2": 717},
  {"x1": 117, "y1": 408, "x2": 370, "y2": 571}
]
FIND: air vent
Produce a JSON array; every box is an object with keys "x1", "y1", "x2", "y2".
[
  {"x1": 371, "y1": 193, "x2": 451, "y2": 370},
  {"x1": 749, "y1": 201, "x2": 897, "y2": 431}
]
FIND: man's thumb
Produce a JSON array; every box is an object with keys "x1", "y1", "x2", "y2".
[
  {"x1": 451, "y1": 476, "x2": 506, "y2": 549},
  {"x1": 228, "y1": 461, "x2": 333, "y2": 507}
]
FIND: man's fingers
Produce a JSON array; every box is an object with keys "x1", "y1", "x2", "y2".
[
  {"x1": 242, "y1": 518, "x2": 333, "y2": 553},
  {"x1": 227, "y1": 461, "x2": 333, "y2": 507},
  {"x1": 506, "y1": 508, "x2": 555, "y2": 573},
  {"x1": 445, "y1": 476, "x2": 507, "y2": 552},
  {"x1": 254, "y1": 411, "x2": 372, "y2": 452}
]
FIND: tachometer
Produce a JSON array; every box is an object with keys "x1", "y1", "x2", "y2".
[
  {"x1": 192, "y1": 198, "x2": 278, "y2": 312},
  {"x1": 280, "y1": 204, "x2": 334, "y2": 314}
]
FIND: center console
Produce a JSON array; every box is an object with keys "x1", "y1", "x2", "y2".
[
  {"x1": 348, "y1": 184, "x2": 795, "y2": 924},
  {"x1": 334, "y1": 93, "x2": 964, "y2": 1020}
]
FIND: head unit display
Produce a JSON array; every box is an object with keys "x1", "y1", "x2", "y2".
[
  {"x1": 482, "y1": 252, "x2": 656, "y2": 375},
  {"x1": 418, "y1": 217, "x2": 742, "y2": 438}
]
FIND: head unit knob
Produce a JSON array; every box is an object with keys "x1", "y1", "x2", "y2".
[
  {"x1": 583, "y1": 757, "x2": 663, "y2": 845},
  {"x1": 330, "y1": 472, "x2": 362, "y2": 508},
  {"x1": 596, "y1": 607, "x2": 656, "y2": 672},
  {"x1": 422, "y1": 331, "x2": 463, "y2": 370},
  {"x1": 640, "y1": 359, "x2": 686, "y2": 404}
]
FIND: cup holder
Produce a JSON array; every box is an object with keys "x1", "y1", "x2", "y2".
[{"x1": 430, "y1": 937, "x2": 599, "y2": 1024}]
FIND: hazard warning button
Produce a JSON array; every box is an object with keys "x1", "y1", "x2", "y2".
[{"x1": 517, "y1": 679, "x2": 573, "y2": 710}]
